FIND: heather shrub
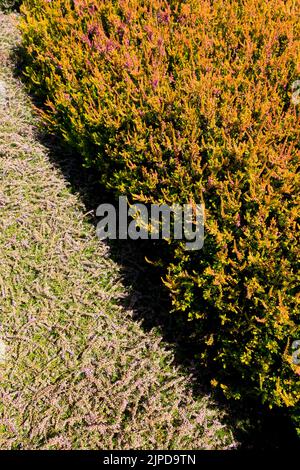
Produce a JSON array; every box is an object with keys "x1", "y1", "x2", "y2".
[{"x1": 20, "y1": 0, "x2": 300, "y2": 411}]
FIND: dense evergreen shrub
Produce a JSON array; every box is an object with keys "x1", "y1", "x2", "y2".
[{"x1": 20, "y1": 0, "x2": 300, "y2": 412}]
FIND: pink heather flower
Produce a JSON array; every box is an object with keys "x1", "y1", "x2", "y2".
[
  {"x1": 152, "y1": 78, "x2": 159, "y2": 89},
  {"x1": 105, "y1": 40, "x2": 116, "y2": 53},
  {"x1": 157, "y1": 11, "x2": 170, "y2": 24},
  {"x1": 89, "y1": 5, "x2": 97, "y2": 14},
  {"x1": 117, "y1": 23, "x2": 126, "y2": 40},
  {"x1": 207, "y1": 177, "x2": 214, "y2": 187},
  {"x1": 157, "y1": 36, "x2": 164, "y2": 47},
  {"x1": 125, "y1": 54, "x2": 134, "y2": 69},
  {"x1": 87, "y1": 24, "x2": 101, "y2": 41},
  {"x1": 144, "y1": 26, "x2": 154, "y2": 41},
  {"x1": 125, "y1": 12, "x2": 132, "y2": 24},
  {"x1": 81, "y1": 34, "x2": 92, "y2": 47}
]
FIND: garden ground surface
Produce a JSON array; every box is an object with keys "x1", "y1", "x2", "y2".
[{"x1": 0, "y1": 12, "x2": 235, "y2": 450}]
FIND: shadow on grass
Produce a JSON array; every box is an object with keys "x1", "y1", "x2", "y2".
[{"x1": 12, "y1": 42, "x2": 299, "y2": 451}]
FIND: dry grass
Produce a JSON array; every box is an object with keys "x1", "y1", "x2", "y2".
[{"x1": 0, "y1": 12, "x2": 235, "y2": 450}]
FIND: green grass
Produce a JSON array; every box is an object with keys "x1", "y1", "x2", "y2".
[{"x1": 0, "y1": 12, "x2": 235, "y2": 450}]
